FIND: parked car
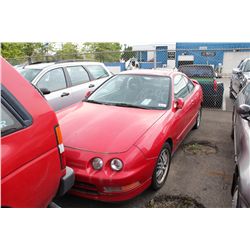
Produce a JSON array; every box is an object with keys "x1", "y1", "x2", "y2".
[
  {"x1": 231, "y1": 81, "x2": 250, "y2": 208},
  {"x1": 178, "y1": 64, "x2": 224, "y2": 108},
  {"x1": 57, "y1": 69, "x2": 203, "y2": 202},
  {"x1": 16, "y1": 61, "x2": 113, "y2": 111},
  {"x1": 230, "y1": 58, "x2": 250, "y2": 98},
  {"x1": 1, "y1": 57, "x2": 75, "y2": 208}
]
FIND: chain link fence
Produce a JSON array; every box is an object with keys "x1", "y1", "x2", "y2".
[{"x1": 5, "y1": 47, "x2": 250, "y2": 111}]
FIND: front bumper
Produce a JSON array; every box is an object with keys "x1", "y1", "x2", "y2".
[{"x1": 57, "y1": 167, "x2": 75, "y2": 196}]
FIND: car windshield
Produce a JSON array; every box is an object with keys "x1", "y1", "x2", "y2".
[
  {"x1": 244, "y1": 60, "x2": 250, "y2": 72},
  {"x1": 86, "y1": 74, "x2": 171, "y2": 110},
  {"x1": 179, "y1": 66, "x2": 215, "y2": 78},
  {"x1": 18, "y1": 68, "x2": 42, "y2": 82}
]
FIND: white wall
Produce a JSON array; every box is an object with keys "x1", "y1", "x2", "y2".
[{"x1": 223, "y1": 51, "x2": 250, "y2": 75}]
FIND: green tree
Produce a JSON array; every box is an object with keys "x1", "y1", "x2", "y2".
[
  {"x1": 82, "y1": 42, "x2": 122, "y2": 62},
  {"x1": 121, "y1": 45, "x2": 136, "y2": 61},
  {"x1": 56, "y1": 43, "x2": 81, "y2": 60}
]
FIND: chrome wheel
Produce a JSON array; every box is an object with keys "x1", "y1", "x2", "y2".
[{"x1": 155, "y1": 149, "x2": 170, "y2": 185}]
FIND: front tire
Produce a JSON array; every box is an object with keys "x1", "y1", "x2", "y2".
[
  {"x1": 193, "y1": 108, "x2": 202, "y2": 129},
  {"x1": 151, "y1": 143, "x2": 171, "y2": 190}
]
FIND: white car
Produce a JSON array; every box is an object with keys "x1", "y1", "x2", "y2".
[{"x1": 17, "y1": 61, "x2": 112, "y2": 111}]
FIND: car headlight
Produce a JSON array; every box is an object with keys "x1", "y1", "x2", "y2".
[
  {"x1": 111, "y1": 159, "x2": 123, "y2": 171},
  {"x1": 92, "y1": 158, "x2": 103, "y2": 170}
]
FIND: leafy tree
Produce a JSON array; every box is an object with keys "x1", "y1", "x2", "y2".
[
  {"x1": 82, "y1": 42, "x2": 122, "y2": 62},
  {"x1": 121, "y1": 45, "x2": 136, "y2": 61},
  {"x1": 56, "y1": 43, "x2": 81, "y2": 60}
]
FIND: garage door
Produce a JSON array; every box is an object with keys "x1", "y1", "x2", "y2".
[{"x1": 223, "y1": 51, "x2": 250, "y2": 75}]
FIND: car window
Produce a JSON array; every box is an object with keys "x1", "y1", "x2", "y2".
[
  {"x1": 18, "y1": 68, "x2": 42, "y2": 82},
  {"x1": 237, "y1": 60, "x2": 243, "y2": 68},
  {"x1": 243, "y1": 60, "x2": 250, "y2": 72},
  {"x1": 187, "y1": 78, "x2": 195, "y2": 93},
  {"x1": 174, "y1": 75, "x2": 189, "y2": 99},
  {"x1": 85, "y1": 65, "x2": 109, "y2": 80},
  {"x1": 243, "y1": 83, "x2": 250, "y2": 105},
  {"x1": 66, "y1": 66, "x2": 90, "y2": 86},
  {"x1": 37, "y1": 68, "x2": 67, "y2": 92},
  {"x1": 1, "y1": 104, "x2": 23, "y2": 136},
  {"x1": 240, "y1": 60, "x2": 247, "y2": 71},
  {"x1": 179, "y1": 66, "x2": 214, "y2": 78}
]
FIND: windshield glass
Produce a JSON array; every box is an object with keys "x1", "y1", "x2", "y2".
[
  {"x1": 179, "y1": 66, "x2": 215, "y2": 78},
  {"x1": 86, "y1": 74, "x2": 171, "y2": 110},
  {"x1": 18, "y1": 68, "x2": 42, "y2": 82}
]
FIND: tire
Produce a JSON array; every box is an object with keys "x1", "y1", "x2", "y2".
[
  {"x1": 193, "y1": 108, "x2": 202, "y2": 129},
  {"x1": 232, "y1": 174, "x2": 240, "y2": 208},
  {"x1": 151, "y1": 143, "x2": 172, "y2": 190}
]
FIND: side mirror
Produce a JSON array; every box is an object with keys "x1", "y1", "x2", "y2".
[
  {"x1": 237, "y1": 104, "x2": 250, "y2": 121},
  {"x1": 85, "y1": 90, "x2": 93, "y2": 99},
  {"x1": 233, "y1": 68, "x2": 242, "y2": 75},
  {"x1": 40, "y1": 88, "x2": 51, "y2": 95},
  {"x1": 174, "y1": 98, "x2": 184, "y2": 110}
]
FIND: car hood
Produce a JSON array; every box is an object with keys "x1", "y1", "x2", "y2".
[{"x1": 57, "y1": 102, "x2": 166, "y2": 154}]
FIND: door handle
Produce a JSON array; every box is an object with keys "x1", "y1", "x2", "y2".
[
  {"x1": 61, "y1": 92, "x2": 70, "y2": 97},
  {"x1": 89, "y1": 84, "x2": 95, "y2": 88}
]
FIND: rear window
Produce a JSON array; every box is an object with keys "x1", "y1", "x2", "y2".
[
  {"x1": 85, "y1": 65, "x2": 109, "y2": 80},
  {"x1": 179, "y1": 66, "x2": 215, "y2": 78},
  {"x1": 1, "y1": 104, "x2": 23, "y2": 136},
  {"x1": 18, "y1": 68, "x2": 42, "y2": 82}
]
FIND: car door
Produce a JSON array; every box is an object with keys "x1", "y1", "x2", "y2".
[
  {"x1": 36, "y1": 68, "x2": 69, "y2": 111},
  {"x1": 84, "y1": 64, "x2": 111, "y2": 89},
  {"x1": 233, "y1": 60, "x2": 246, "y2": 94},
  {"x1": 172, "y1": 74, "x2": 192, "y2": 147},
  {"x1": 65, "y1": 65, "x2": 91, "y2": 105}
]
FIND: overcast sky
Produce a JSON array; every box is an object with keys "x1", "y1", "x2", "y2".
[{"x1": 1, "y1": 0, "x2": 249, "y2": 44}]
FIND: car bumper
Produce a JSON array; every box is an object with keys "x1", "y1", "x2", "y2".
[{"x1": 57, "y1": 167, "x2": 75, "y2": 196}]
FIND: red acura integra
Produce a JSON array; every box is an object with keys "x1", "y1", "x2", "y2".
[{"x1": 57, "y1": 69, "x2": 203, "y2": 202}]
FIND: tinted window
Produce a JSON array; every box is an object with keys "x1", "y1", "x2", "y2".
[
  {"x1": 243, "y1": 60, "x2": 250, "y2": 72},
  {"x1": 243, "y1": 83, "x2": 250, "y2": 105},
  {"x1": 1, "y1": 104, "x2": 23, "y2": 136},
  {"x1": 37, "y1": 68, "x2": 67, "y2": 92},
  {"x1": 87, "y1": 75, "x2": 171, "y2": 110},
  {"x1": 174, "y1": 75, "x2": 189, "y2": 99},
  {"x1": 66, "y1": 66, "x2": 90, "y2": 86},
  {"x1": 18, "y1": 68, "x2": 42, "y2": 82},
  {"x1": 179, "y1": 66, "x2": 214, "y2": 78},
  {"x1": 85, "y1": 65, "x2": 109, "y2": 79}
]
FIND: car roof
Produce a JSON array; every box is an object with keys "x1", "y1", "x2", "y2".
[
  {"x1": 179, "y1": 64, "x2": 213, "y2": 67},
  {"x1": 119, "y1": 69, "x2": 176, "y2": 77},
  {"x1": 24, "y1": 61, "x2": 105, "y2": 70}
]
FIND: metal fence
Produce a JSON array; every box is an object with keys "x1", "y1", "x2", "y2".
[{"x1": 5, "y1": 47, "x2": 250, "y2": 111}]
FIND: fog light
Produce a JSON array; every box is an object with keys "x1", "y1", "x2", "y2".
[
  {"x1": 111, "y1": 159, "x2": 123, "y2": 171},
  {"x1": 92, "y1": 158, "x2": 103, "y2": 170}
]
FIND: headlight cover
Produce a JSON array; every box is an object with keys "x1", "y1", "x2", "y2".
[
  {"x1": 111, "y1": 159, "x2": 123, "y2": 171},
  {"x1": 92, "y1": 157, "x2": 103, "y2": 170}
]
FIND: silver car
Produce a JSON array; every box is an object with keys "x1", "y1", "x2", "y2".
[
  {"x1": 230, "y1": 58, "x2": 250, "y2": 99},
  {"x1": 231, "y1": 80, "x2": 250, "y2": 208},
  {"x1": 17, "y1": 61, "x2": 113, "y2": 111}
]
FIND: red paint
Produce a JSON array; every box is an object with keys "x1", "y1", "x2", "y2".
[
  {"x1": 57, "y1": 70, "x2": 203, "y2": 202},
  {"x1": 1, "y1": 58, "x2": 68, "y2": 207}
]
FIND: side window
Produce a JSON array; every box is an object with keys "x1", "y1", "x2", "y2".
[
  {"x1": 186, "y1": 78, "x2": 195, "y2": 93},
  {"x1": 243, "y1": 60, "x2": 250, "y2": 72},
  {"x1": 174, "y1": 75, "x2": 189, "y2": 99},
  {"x1": 243, "y1": 83, "x2": 250, "y2": 105},
  {"x1": 240, "y1": 60, "x2": 247, "y2": 71},
  {"x1": 37, "y1": 68, "x2": 67, "y2": 92},
  {"x1": 1, "y1": 104, "x2": 23, "y2": 136},
  {"x1": 85, "y1": 65, "x2": 109, "y2": 80},
  {"x1": 66, "y1": 66, "x2": 90, "y2": 86}
]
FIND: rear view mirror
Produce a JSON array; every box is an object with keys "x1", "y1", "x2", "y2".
[
  {"x1": 175, "y1": 98, "x2": 185, "y2": 110},
  {"x1": 233, "y1": 68, "x2": 242, "y2": 75},
  {"x1": 237, "y1": 104, "x2": 250, "y2": 121},
  {"x1": 85, "y1": 90, "x2": 93, "y2": 99},
  {"x1": 40, "y1": 88, "x2": 50, "y2": 95}
]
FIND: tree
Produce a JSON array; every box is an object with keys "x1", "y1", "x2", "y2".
[
  {"x1": 121, "y1": 45, "x2": 136, "y2": 61},
  {"x1": 55, "y1": 43, "x2": 81, "y2": 60},
  {"x1": 82, "y1": 42, "x2": 122, "y2": 62}
]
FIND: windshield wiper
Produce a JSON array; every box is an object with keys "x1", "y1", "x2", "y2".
[
  {"x1": 84, "y1": 99, "x2": 106, "y2": 105},
  {"x1": 112, "y1": 103, "x2": 150, "y2": 109}
]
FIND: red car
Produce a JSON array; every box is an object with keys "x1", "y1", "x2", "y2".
[
  {"x1": 57, "y1": 69, "x2": 203, "y2": 202},
  {"x1": 1, "y1": 57, "x2": 75, "y2": 208}
]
